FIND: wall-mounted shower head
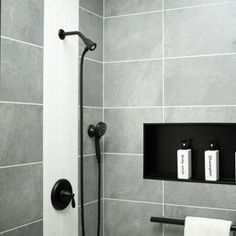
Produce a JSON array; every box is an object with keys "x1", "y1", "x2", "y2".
[{"x1": 58, "y1": 29, "x2": 97, "y2": 51}]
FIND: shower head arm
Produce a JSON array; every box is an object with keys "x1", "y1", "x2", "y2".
[{"x1": 58, "y1": 29, "x2": 97, "y2": 51}]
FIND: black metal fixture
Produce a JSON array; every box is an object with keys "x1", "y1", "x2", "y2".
[
  {"x1": 58, "y1": 29, "x2": 96, "y2": 51},
  {"x1": 51, "y1": 179, "x2": 75, "y2": 210},
  {"x1": 150, "y1": 217, "x2": 236, "y2": 231},
  {"x1": 88, "y1": 122, "x2": 106, "y2": 236}
]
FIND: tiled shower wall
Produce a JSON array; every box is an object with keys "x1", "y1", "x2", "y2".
[
  {"x1": 0, "y1": 0, "x2": 43, "y2": 235},
  {"x1": 104, "y1": 1, "x2": 236, "y2": 236}
]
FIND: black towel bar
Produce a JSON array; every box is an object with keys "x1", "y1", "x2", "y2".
[{"x1": 150, "y1": 217, "x2": 236, "y2": 231}]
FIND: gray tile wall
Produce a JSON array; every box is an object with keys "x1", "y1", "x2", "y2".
[
  {"x1": 0, "y1": 0, "x2": 43, "y2": 235},
  {"x1": 104, "y1": 1, "x2": 236, "y2": 236},
  {"x1": 78, "y1": 0, "x2": 104, "y2": 235}
]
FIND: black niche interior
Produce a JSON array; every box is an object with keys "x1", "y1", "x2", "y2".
[{"x1": 143, "y1": 123, "x2": 236, "y2": 185}]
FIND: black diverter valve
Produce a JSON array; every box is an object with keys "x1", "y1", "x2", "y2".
[{"x1": 51, "y1": 179, "x2": 75, "y2": 210}]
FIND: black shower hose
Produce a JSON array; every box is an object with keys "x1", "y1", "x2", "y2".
[{"x1": 80, "y1": 47, "x2": 101, "y2": 236}]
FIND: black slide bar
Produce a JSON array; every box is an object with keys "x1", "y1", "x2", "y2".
[{"x1": 150, "y1": 217, "x2": 236, "y2": 231}]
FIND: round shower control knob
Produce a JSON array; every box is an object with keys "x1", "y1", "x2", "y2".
[{"x1": 51, "y1": 179, "x2": 75, "y2": 210}]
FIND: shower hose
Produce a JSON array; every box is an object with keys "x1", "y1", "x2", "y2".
[{"x1": 80, "y1": 47, "x2": 101, "y2": 236}]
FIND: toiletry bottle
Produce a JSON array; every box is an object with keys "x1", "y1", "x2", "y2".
[
  {"x1": 205, "y1": 140, "x2": 219, "y2": 181},
  {"x1": 177, "y1": 139, "x2": 192, "y2": 179}
]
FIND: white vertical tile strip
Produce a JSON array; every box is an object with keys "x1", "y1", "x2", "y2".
[{"x1": 43, "y1": 1, "x2": 79, "y2": 236}]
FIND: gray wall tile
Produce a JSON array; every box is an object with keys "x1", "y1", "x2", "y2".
[
  {"x1": 82, "y1": 108, "x2": 103, "y2": 155},
  {"x1": 164, "y1": 55, "x2": 236, "y2": 106},
  {"x1": 164, "y1": 3, "x2": 236, "y2": 57},
  {"x1": 84, "y1": 59, "x2": 103, "y2": 107},
  {"x1": 104, "y1": 108, "x2": 163, "y2": 153},
  {"x1": 83, "y1": 155, "x2": 103, "y2": 203},
  {"x1": 104, "y1": 200, "x2": 163, "y2": 236},
  {"x1": 104, "y1": 154, "x2": 163, "y2": 202},
  {"x1": 165, "y1": 0, "x2": 236, "y2": 9},
  {"x1": 0, "y1": 104, "x2": 43, "y2": 166},
  {"x1": 80, "y1": 201, "x2": 103, "y2": 236},
  {"x1": 2, "y1": 221, "x2": 43, "y2": 236},
  {"x1": 1, "y1": 0, "x2": 44, "y2": 45},
  {"x1": 105, "y1": 0, "x2": 162, "y2": 17},
  {"x1": 105, "y1": 12, "x2": 162, "y2": 61},
  {"x1": 164, "y1": 107, "x2": 236, "y2": 123},
  {"x1": 105, "y1": 60, "x2": 163, "y2": 107},
  {"x1": 1, "y1": 38, "x2": 43, "y2": 103},
  {"x1": 164, "y1": 205, "x2": 236, "y2": 236},
  {"x1": 0, "y1": 164, "x2": 42, "y2": 231},
  {"x1": 164, "y1": 181, "x2": 236, "y2": 209},
  {"x1": 79, "y1": 9, "x2": 103, "y2": 61},
  {"x1": 80, "y1": 0, "x2": 103, "y2": 17}
]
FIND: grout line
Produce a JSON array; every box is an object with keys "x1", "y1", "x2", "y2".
[
  {"x1": 104, "y1": 52, "x2": 236, "y2": 64},
  {"x1": 0, "y1": 101, "x2": 43, "y2": 106},
  {"x1": 1, "y1": 36, "x2": 43, "y2": 49},
  {"x1": 83, "y1": 56, "x2": 103, "y2": 64},
  {"x1": 104, "y1": 198, "x2": 236, "y2": 213},
  {"x1": 83, "y1": 199, "x2": 99, "y2": 207},
  {"x1": 83, "y1": 105, "x2": 103, "y2": 109},
  {"x1": 104, "y1": 106, "x2": 163, "y2": 109},
  {"x1": 104, "y1": 152, "x2": 142, "y2": 156},
  {"x1": 104, "y1": 9, "x2": 162, "y2": 19},
  {"x1": 104, "y1": 105, "x2": 236, "y2": 109},
  {"x1": 79, "y1": 6, "x2": 103, "y2": 19},
  {"x1": 104, "y1": 1, "x2": 236, "y2": 19},
  {"x1": 164, "y1": 1, "x2": 236, "y2": 12},
  {"x1": 0, "y1": 219, "x2": 43, "y2": 234},
  {"x1": 104, "y1": 198, "x2": 163, "y2": 206},
  {"x1": 164, "y1": 203, "x2": 236, "y2": 212},
  {"x1": 102, "y1": 0, "x2": 106, "y2": 233},
  {"x1": 78, "y1": 153, "x2": 96, "y2": 158},
  {"x1": 0, "y1": 161, "x2": 42, "y2": 169},
  {"x1": 162, "y1": 1, "x2": 165, "y2": 234},
  {"x1": 104, "y1": 57, "x2": 163, "y2": 64}
]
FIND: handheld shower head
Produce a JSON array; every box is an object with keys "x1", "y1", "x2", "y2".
[
  {"x1": 88, "y1": 122, "x2": 107, "y2": 164},
  {"x1": 58, "y1": 29, "x2": 97, "y2": 51}
]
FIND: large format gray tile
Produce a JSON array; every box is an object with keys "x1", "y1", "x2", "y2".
[
  {"x1": 165, "y1": 0, "x2": 236, "y2": 9},
  {"x1": 164, "y1": 205, "x2": 236, "y2": 236},
  {"x1": 164, "y1": 55, "x2": 236, "y2": 106},
  {"x1": 83, "y1": 155, "x2": 103, "y2": 203},
  {"x1": 81, "y1": 108, "x2": 103, "y2": 155},
  {"x1": 164, "y1": 3, "x2": 236, "y2": 57},
  {"x1": 104, "y1": 200, "x2": 163, "y2": 236},
  {"x1": 84, "y1": 59, "x2": 103, "y2": 107},
  {"x1": 105, "y1": 0, "x2": 162, "y2": 17},
  {"x1": 80, "y1": 0, "x2": 103, "y2": 16},
  {"x1": 1, "y1": 38, "x2": 43, "y2": 103},
  {"x1": 0, "y1": 104, "x2": 43, "y2": 166},
  {"x1": 1, "y1": 0, "x2": 43, "y2": 45},
  {"x1": 104, "y1": 108, "x2": 163, "y2": 153},
  {"x1": 79, "y1": 8, "x2": 103, "y2": 61},
  {"x1": 105, "y1": 12, "x2": 162, "y2": 61},
  {"x1": 164, "y1": 107, "x2": 236, "y2": 123},
  {"x1": 2, "y1": 221, "x2": 43, "y2": 236},
  {"x1": 104, "y1": 154, "x2": 163, "y2": 202},
  {"x1": 79, "y1": 201, "x2": 103, "y2": 236},
  {"x1": 105, "y1": 60, "x2": 163, "y2": 107},
  {"x1": 164, "y1": 181, "x2": 236, "y2": 209},
  {"x1": 0, "y1": 164, "x2": 42, "y2": 231}
]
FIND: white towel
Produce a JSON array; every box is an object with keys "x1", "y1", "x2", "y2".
[{"x1": 184, "y1": 216, "x2": 232, "y2": 236}]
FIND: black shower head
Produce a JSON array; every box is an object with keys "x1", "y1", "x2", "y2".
[
  {"x1": 58, "y1": 29, "x2": 97, "y2": 51},
  {"x1": 88, "y1": 122, "x2": 107, "y2": 139}
]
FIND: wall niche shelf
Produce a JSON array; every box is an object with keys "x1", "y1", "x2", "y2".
[{"x1": 143, "y1": 123, "x2": 236, "y2": 185}]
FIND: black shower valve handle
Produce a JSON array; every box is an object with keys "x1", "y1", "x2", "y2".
[{"x1": 60, "y1": 190, "x2": 76, "y2": 208}]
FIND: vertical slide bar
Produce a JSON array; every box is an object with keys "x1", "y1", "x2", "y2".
[{"x1": 43, "y1": 0, "x2": 79, "y2": 235}]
